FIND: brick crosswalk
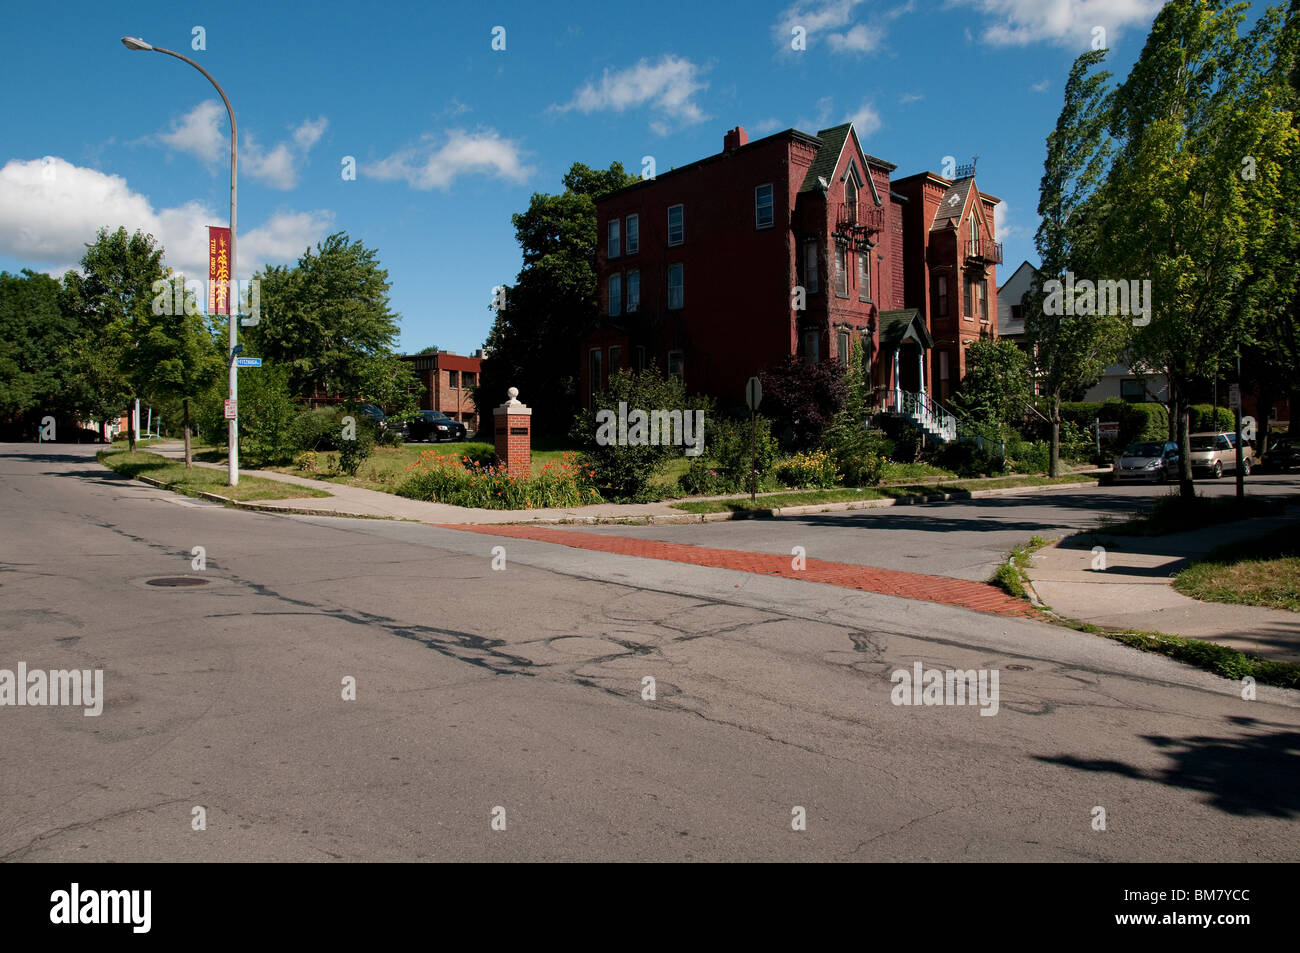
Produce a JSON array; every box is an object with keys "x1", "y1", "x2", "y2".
[{"x1": 435, "y1": 524, "x2": 1039, "y2": 619}]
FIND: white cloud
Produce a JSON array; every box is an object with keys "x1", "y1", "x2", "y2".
[
  {"x1": 774, "y1": 0, "x2": 899, "y2": 54},
  {"x1": 994, "y1": 199, "x2": 1027, "y2": 240},
  {"x1": 826, "y1": 23, "x2": 881, "y2": 53},
  {"x1": 899, "y1": 91, "x2": 925, "y2": 104},
  {"x1": 367, "y1": 129, "x2": 532, "y2": 190},
  {"x1": 845, "y1": 100, "x2": 882, "y2": 137},
  {"x1": 557, "y1": 55, "x2": 709, "y2": 131},
  {"x1": 1031, "y1": 79, "x2": 1051, "y2": 93},
  {"x1": 292, "y1": 117, "x2": 329, "y2": 151},
  {"x1": 0, "y1": 157, "x2": 331, "y2": 277},
  {"x1": 155, "y1": 101, "x2": 329, "y2": 190},
  {"x1": 953, "y1": 0, "x2": 1164, "y2": 47},
  {"x1": 753, "y1": 117, "x2": 784, "y2": 134}
]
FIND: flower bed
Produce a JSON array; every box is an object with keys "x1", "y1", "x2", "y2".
[{"x1": 396, "y1": 450, "x2": 602, "y2": 509}]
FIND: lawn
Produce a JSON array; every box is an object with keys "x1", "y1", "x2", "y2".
[
  {"x1": 1173, "y1": 526, "x2": 1300, "y2": 612},
  {"x1": 670, "y1": 473, "x2": 1097, "y2": 514},
  {"x1": 1094, "y1": 493, "x2": 1284, "y2": 537},
  {"x1": 98, "y1": 450, "x2": 332, "y2": 502}
]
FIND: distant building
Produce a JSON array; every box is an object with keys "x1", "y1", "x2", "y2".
[{"x1": 399, "y1": 350, "x2": 483, "y2": 433}]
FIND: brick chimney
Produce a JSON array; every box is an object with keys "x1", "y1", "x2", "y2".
[{"x1": 723, "y1": 126, "x2": 749, "y2": 151}]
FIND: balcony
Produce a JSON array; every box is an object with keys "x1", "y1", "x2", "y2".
[
  {"x1": 966, "y1": 237, "x2": 1003, "y2": 264},
  {"x1": 836, "y1": 203, "x2": 884, "y2": 236}
]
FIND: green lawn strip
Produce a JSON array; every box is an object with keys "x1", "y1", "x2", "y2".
[
  {"x1": 670, "y1": 473, "x2": 1097, "y2": 514},
  {"x1": 991, "y1": 536, "x2": 1052, "y2": 599},
  {"x1": 1171, "y1": 526, "x2": 1300, "y2": 612},
  {"x1": 98, "y1": 450, "x2": 331, "y2": 502},
  {"x1": 1068, "y1": 622, "x2": 1300, "y2": 690},
  {"x1": 272, "y1": 442, "x2": 576, "y2": 491},
  {"x1": 1094, "y1": 494, "x2": 1285, "y2": 537}
]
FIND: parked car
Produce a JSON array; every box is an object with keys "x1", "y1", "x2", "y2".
[
  {"x1": 404, "y1": 410, "x2": 467, "y2": 442},
  {"x1": 1189, "y1": 431, "x2": 1253, "y2": 478},
  {"x1": 1113, "y1": 440, "x2": 1181, "y2": 483},
  {"x1": 354, "y1": 403, "x2": 391, "y2": 436},
  {"x1": 1264, "y1": 434, "x2": 1299, "y2": 472}
]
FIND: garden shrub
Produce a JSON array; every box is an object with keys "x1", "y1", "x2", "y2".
[
  {"x1": 757, "y1": 356, "x2": 847, "y2": 452},
  {"x1": 707, "y1": 415, "x2": 780, "y2": 494},
  {"x1": 776, "y1": 449, "x2": 841, "y2": 489},
  {"x1": 677, "y1": 461, "x2": 728, "y2": 497},
  {"x1": 238, "y1": 365, "x2": 299, "y2": 467},
  {"x1": 570, "y1": 367, "x2": 711, "y2": 502},
  {"x1": 397, "y1": 450, "x2": 600, "y2": 509},
  {"x1": 1189, "y1": 403, "x2": 1234, "y2": 433}
]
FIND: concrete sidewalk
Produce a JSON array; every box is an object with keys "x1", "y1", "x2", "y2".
[{"x1": 1025, "y1": 512, "x2": 1300, "y2": 663}]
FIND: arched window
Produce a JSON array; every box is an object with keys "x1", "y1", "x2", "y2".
[{"x1": 845, "y1": 176, "x2": 858, "y2": 224}]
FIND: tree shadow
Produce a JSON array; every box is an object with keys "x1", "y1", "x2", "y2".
[{"x1": 1036, "y1": 717, "x2": 1300, "y2": 818}]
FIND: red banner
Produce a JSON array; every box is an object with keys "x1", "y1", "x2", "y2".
[{"x1": 208, "y1": 226, "x2": 231, "y2": 315}]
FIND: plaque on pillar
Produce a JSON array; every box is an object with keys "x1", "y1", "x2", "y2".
[{"x1": 493, "y1": 387, "x2": 532, "y2": 479}]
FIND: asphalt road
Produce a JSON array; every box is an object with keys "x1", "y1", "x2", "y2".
[{"x1": 2, "y1": 443, "x2": 1297, "y2": 861}]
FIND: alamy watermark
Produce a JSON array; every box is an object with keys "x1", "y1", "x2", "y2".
[
  {"x1": 1, "y1": 664, "x2": 103, "y2": 716},
  {"x1": 595, "y1": 402, "x2": 705, "y2": 457},
  {"x1": 1042, "y1": 271, "x2": 1151, "y2": 327},
  {"x1": 890, "y1": 662, "x2": 999, "y2": 716}
]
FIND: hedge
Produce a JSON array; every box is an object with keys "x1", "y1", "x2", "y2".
[
  {"x1": 1059, "y1": 399, "x2": 1168, "y2": 446},
  {"x1": 1189, "y1": 404, "x2": 1234, "y2": 433}
]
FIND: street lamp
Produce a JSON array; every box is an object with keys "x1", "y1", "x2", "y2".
[{"x1": 121, "y1": 35, "x2": 241, "y2": 486}]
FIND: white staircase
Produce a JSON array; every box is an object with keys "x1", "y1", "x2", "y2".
[{"x1": 881, "y1": 389, "x2": 958, "y2": 443}]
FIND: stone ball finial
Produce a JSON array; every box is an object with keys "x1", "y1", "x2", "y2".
[{"x1": 507, "y1": 387, "x2": 519, "y2": 401}]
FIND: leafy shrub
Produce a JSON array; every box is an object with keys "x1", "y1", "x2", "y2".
[
  {"x1": 295, "y1": 451, "x2": 318, "y2": 474},
  {"x1": 677, "y1": 461, "x2": 728, "y2": 497},
  {"x1": 757, "y1": 357, "x2": 847, "y2": 451},
  {"x1": 707, "y1": 415, "x2": 780, "y2": 494},
  {"x1": 821, "y1": 337, "x2": 885, "y2": 486},
  {"x1": 1189, "y1": 404, "x2": 1234, "y2": 433},
  {"x1": 928, "y1": 438, "x2": 1009, "y2": 477},
  {"x1": 776, "y1": 449, "x2": 841, "y2": 489},
  {"x1": 397, "y1": 450, "x2": 600, "y2": 509},
  {"x1": 239, "y1": 365, "x2": 299, "y2": 467},
  {"x1": 293, "y1": 406, "x2": 346, "y2": 452},
  {"x1": 571, "y1": 367, "x2": 711, "y2": 502},
  {"x1": 1061, "y1": 399, "x2": 1168, "y2": 445},
  {"x1": 1004, "y1": 436, "x2": 1049, "y2": 473},
  {"x1": 337, "y1": 419, "x2": 375, "y2": 476}
]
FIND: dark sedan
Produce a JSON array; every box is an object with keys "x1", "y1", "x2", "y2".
[
  {"x1": 404, "y1": 410, "x2": 467, "y2": 442},
  {"x1": 1265, "y1": 435, "x2": 1300, "y2": 471}
]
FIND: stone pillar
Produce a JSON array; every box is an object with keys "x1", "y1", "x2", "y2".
[{"x1": 493, "y1": 387, "x2": 532, "y2": 479}]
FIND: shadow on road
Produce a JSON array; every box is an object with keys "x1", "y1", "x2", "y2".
[{"x1": 1036, "y1": 717, "x2": 1300, "y2": 818}]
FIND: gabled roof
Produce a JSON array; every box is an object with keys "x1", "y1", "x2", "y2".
[
  {"x1": 798, "y1": 123, "x2": 896, "y2": 195},
  {"x1": 878, "y1": 309, "x2": 933, "y2": 350},
  {"x1": 931, "y1": 178, "x2": 976, "y2": 231},
  {"x1": 997, "y1": 260, "x2": 1039, "y2": 295}
]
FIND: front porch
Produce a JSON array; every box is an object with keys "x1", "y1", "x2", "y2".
[{"x1": 875, "y1": 309, "x2": 958, "y2": 443}]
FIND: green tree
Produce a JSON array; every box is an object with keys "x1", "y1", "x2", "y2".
[
  {"x1": 71, "y1": 227, "x2": 167, "y2": 450},
  {"x1": 0, "y1": 270, "x2": 78, "y2": 437},
  {"x1": 953, "y1": 338, "x2": 1033, "y2": 430},
  {"x1": 477, "y1": 161, "x2": 639, "y2": 434},
  {"x1": 246, "y1": 232, "x2": 402, "y2": 400},
  {"x1": 134, "y1": 273, "x2": 225, "y2": 466},
  {"x1": 1097, "y1": 0, "x2": 1295, "y2": 496},
  {"x1": 1026, "y1": 49, "x2": 1130, "y2": 476}
]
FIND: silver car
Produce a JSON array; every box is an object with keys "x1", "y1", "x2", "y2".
[{"x1": 1113, "y1": 441, "x2": 1180, "y2": 483}]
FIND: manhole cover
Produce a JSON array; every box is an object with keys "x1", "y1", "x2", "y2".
[
  {"x1": 145, "y1": 577, "x2": 209, "y2": 588},
  {"x1": 1005, "y1": 664, "x2": 1032, "y2": 671}
]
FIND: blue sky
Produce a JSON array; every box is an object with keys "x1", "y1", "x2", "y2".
[{"x1": 0, "y1": 0, "x2": 1272, "y2": 355}]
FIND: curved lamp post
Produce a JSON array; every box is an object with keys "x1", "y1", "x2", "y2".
[{"x1": 122, "y1": 35, "x2": 240, "y2": 486}]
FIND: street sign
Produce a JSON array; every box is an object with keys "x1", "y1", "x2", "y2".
[
  {"x1": 745, "y1": 376, "x2": 763, "y2": 412},
  {"x1": 223, "y1": 399, "x2": 237, "y2": 420},
  {"x1": 235, "y1": 357, "x2": 262, "y2": 367},
  {"x1": 1228, "y1": 384, "x2": 1241, "y2": 410}
]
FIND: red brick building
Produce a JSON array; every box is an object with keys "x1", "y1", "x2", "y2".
[
  {"x1": 399, "y1": 351, "x2": 483, "y2": 433},
  {"x1": 581, "y1": 123, "x2": 999, "y2": 440},
  {"x1": 893, "y1": 168, "x2": 1002, "y2": 404}
]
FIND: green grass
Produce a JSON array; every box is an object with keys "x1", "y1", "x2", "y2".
[
  {"x1": 991, "y1": 536, "x2": 1050, "y2": 599},
  {"x1": 98, "y1": 450, "x2": 332, "y2": 502},
  {"x1": 879, "y1": 461, "x2": 957, "y2": 482},
  {"x1": 1094, "y1": 492, "x2": 1284, "y2": 537},
  {"x1": 670, "y1": 473, "x2": 1097, "y2": 514},
  {"x1": 1069, "y1": 622, "x2": 1300, "y2": 690},
  {"x1": 1172, "y1": 526, "x2": 1300, "y2": 612}
]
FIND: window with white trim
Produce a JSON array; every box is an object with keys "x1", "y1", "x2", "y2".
[
  {"x1": 625, "y1": 214, "x2": 639, "y2": 255},
  {"x1": 858, "y1": 252, "x2": 871, "y2": 301},
  {"x1": 755, "y1": 184, "x2": 774, "y2": 229},
  {"x1": 667, "y1": 204, "x2": 684, "y2": 246},
  {"x1": 834, "y1": 245, "x2": 848, "y2": 297},
  {"x1": 626, "y1": 269, "x2": 639, "y2": 313},
  {"x1": 607, "y1": 220, "x2": 620, "y2": 258},
  {"x1": 667, "y1": 263, "x2": 684, "y2": 309}
]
